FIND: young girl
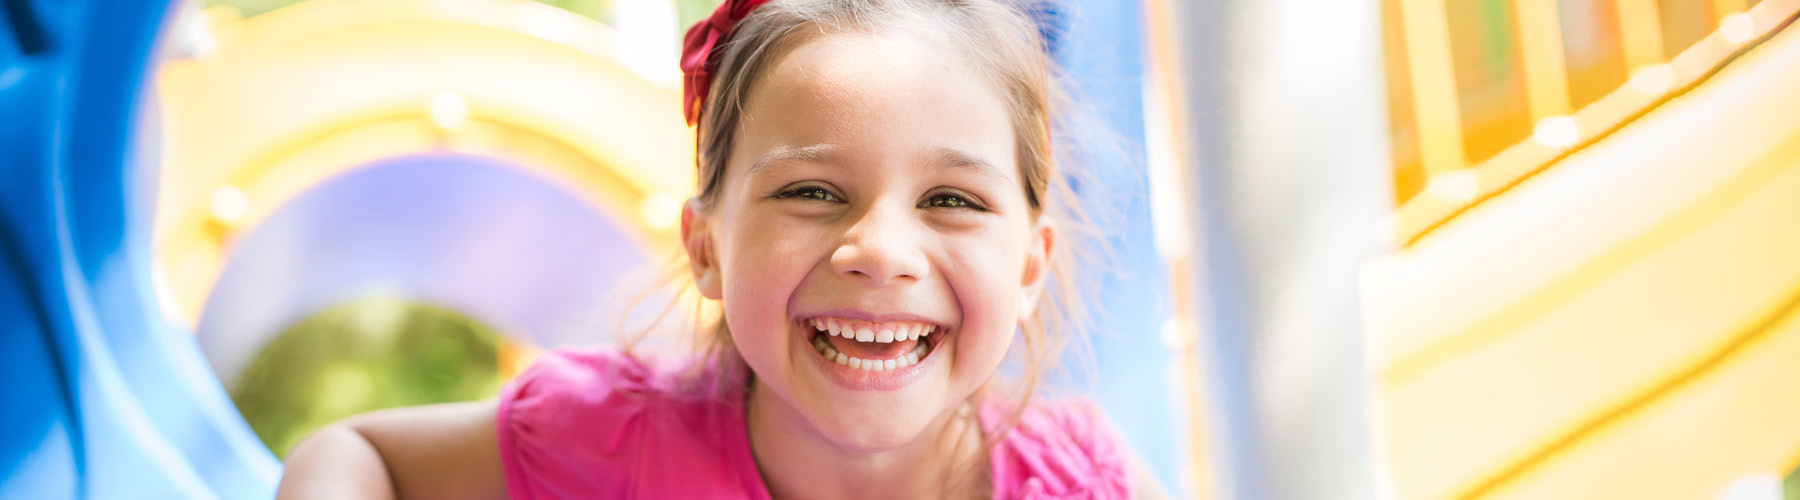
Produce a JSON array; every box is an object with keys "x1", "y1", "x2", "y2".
[{"x1": 276, "y1": 0, "x2": 1161, "y2": 498}]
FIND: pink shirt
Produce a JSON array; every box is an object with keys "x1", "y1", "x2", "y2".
[{"x1": 496, "y1": 346, "x2": 1132, "y2": 499}]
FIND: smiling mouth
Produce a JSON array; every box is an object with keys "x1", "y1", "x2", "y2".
[{"x1": 805, "y1": 317, "x2": 938, "y2": 372}]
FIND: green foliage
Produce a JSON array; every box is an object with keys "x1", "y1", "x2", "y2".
[
  {"x1": 523, "y1": 0, "x2": 614, "y2": 24},
  {"x1": 1786, "y1": 465, "x2": 1799, "y2": 500},
  {"x1": 205, "y1": 0, "x2": 613, "y2": 23},
  {"x1": 203, "y1": 0, "x2": 302, "y2": 18},
  {"x1": 201, "y1": 0, "x2": 729, "y2": 39},
  {"x1": 230, "y1": 298, "x2": 505, "y2": 458},
  {"x1": 673, "y1": 0, "x2": 725, "y2": 31}
]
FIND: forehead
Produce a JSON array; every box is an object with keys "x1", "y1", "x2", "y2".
[{"x1": 732, "y1": 29, "x2": 1017, "y2": 179}]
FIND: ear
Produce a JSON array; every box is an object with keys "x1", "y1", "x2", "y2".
[
  {"x1": 1018, "y1": 215, "x2": 1056, "y2": 322},
  {"x1": 681, "y1": 198, "x2": 724, "y2": 300}
]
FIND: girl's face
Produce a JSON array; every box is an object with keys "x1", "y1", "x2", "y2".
[{"x1": 683, "y1": 29, "x2": 1053, "y2": 451}]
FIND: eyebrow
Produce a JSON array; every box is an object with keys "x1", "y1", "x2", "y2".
[
  {"x1": 747, "y1": 144, "x2": 841, "y2": 177},
  {"x1": 745, "y1": 144, "x2": 1012, "y2": 184},
  {"x1": 927, "y1": 148, "x2": 1013, "y2": 185}
]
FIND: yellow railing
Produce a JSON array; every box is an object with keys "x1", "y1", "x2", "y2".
[{"x1": 1383, "y1": 0, "x2": 1800, "y2": 245}]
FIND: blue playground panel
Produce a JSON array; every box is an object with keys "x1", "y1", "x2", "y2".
[
  {"x1": 1, "y1": 0, "x2": 282, "y2": 498},
  {"x1": 0, "y1": 0, "x2": 1175, "y2": 497}
]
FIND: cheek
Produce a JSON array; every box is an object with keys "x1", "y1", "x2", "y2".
[
  {"x1": 943, "y1": 229, "x2": 1031, "y2": 374},
  {"x1": 719, "y1": 216, "x2": 825, "y2": 344}
]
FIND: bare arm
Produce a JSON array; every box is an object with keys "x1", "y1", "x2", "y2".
[{"x1": 277, "y1": 400, "x2": 508, "y2": 500}]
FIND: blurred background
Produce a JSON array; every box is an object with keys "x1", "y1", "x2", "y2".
[{"x1": 3, "y1": 0, "x2": 1799, "y2": 498}]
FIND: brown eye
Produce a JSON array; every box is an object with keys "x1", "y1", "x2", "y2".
[
  {"x1": 923, "y1": 192, "x2": 985, "y2": 211},
  {"x1": 775, "y1": 185, "x2": 841, "y2": 202}
]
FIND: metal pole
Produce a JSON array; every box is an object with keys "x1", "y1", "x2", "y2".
[{"x1": 1168, "y1": 0, "x2": 1394, "y2": 498}]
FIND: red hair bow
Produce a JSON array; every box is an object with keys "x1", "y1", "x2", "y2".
[{"x1": 680, "y1": 0, "x2": 773, "y2": 126}]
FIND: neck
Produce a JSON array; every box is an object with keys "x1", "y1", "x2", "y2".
[{"x1": 744, "y1": 382, "x2": 987, "y2": 500}]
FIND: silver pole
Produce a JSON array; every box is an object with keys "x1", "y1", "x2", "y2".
[{"x1": 1167, "y1": 0, "x2": 1394, "y2": 498}]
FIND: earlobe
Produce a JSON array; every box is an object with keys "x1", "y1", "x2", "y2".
[
  {"x1": 1018, "y1": 216, "x2": 1057, "y2": 320},
  {"x1": 681, "y1": 198, "x2": 724, "y2": 300}
]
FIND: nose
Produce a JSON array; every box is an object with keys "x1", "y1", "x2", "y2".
[{"x1": 830, "y1": 203, "x2": 929, "y2": 286}]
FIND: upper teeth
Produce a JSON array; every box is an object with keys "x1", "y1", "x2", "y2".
[{"x1": 809, "y1": 317, "x2": 935, "y2": 343}]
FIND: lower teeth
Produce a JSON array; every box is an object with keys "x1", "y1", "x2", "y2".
[{"x1": 812, "y1": 334, "x2": 929, "y2": 372}]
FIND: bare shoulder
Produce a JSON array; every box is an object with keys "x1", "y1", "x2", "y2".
[
  {"x1": 279, "y1": 400, "x2": 507, "y2": 500},
  {"x1": 352, "y1": 400, "x2": 507, "y2": 499}
]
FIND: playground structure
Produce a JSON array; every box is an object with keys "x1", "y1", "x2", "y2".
[
  {"x1": 7, "y1": 0, "x2": 1800, "y2": 498},
  {"x1": 1, "y1": 0, "x2": 1173, "y2": 498}
]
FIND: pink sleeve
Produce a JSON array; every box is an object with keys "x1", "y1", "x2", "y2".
[
  {"x1": 987, "y1": 399, "x2": 1133, "y2": 500},
  {"x1": 496, "y1": 346, "x2": 659, "y2": 500}
]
